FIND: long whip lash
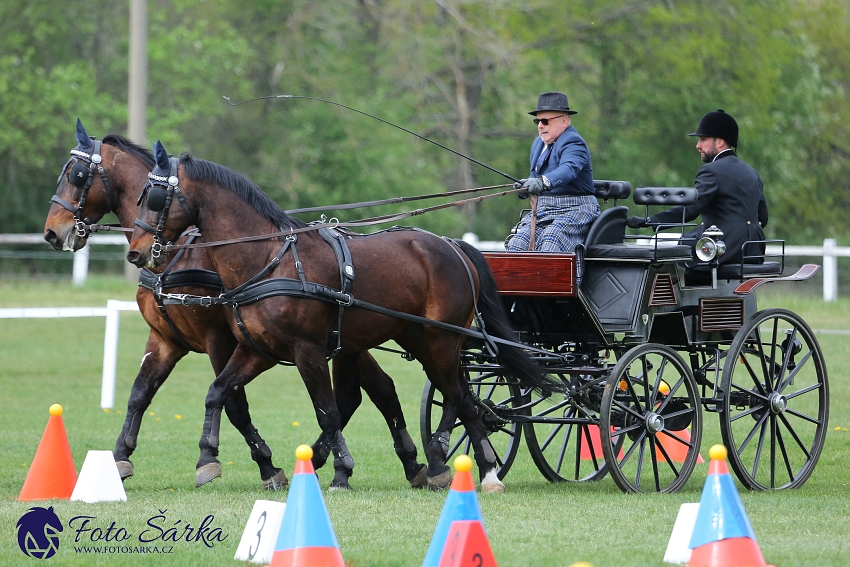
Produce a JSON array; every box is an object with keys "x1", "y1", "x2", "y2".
[{"x1": 223, "y1": 94, "x2": 520, "y2": 183}]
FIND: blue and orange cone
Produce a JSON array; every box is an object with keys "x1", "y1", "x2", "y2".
[
  {"x1": 270, "y1": 445, "x2": 344, "y2": 567},
  {"x1": 687, "y1": 445, "x2": 773, "y2": 567},
  {"x1": 423, "y1": 455, "x2": 497, "y2": 567}
]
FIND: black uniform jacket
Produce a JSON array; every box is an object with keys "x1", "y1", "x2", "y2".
[{"x1": 648, "y1": 150, "x2": 769, "y2": 267}]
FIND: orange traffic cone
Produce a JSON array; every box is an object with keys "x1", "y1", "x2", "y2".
[
  {"x1": 655, "y1": 427, "x2": 704, "y2": 464},
  {"x1": 269, "y1": 445, "x2": 344, "y2": 567},
  {"x1": 19, "y1": 404, "x2": 77, "y2": 501},
  {"x1": 423, "y1": 455, "x2": 498, "y2": 567},
  {"x1": 687, "y1": 445, "x2": 774, "y2": 567},
  {"x1": 580, "y1": 425, "x2": 623, "y2": 460}
]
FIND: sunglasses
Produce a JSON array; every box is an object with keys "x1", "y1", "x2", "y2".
[{"x1": 533, "y1": 115, "x2": 566, "y2": 126}]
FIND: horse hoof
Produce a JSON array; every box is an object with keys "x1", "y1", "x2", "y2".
[
  {"x1": 195, "y1": 462, "x2": 222, "y2": 487},
  {"x1": 427, "y1": 468, "x2": 452, "y2": 491},
  {"x1": 116, "y1": 460, "x2": 134, "y2": 481},
  {"x1": 262, "y1": 468, "x2": 289, "y2": 491},
  {"x1": 481, "y1": 479, "x2": 506, "y2": 494},
  {"x1": 408, "y1": 464, "x2": 428, "y2": 489},
  {"x1": 328, "y1": 480, "x2": 352, "y2": 491}
]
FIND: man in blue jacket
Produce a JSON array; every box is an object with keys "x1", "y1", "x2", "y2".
[{"x1": 506, "y1": 92, "x2": 599, "y2": 283}]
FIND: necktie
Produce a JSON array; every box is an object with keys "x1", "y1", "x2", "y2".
[{"x1": 534, "y1": 144, "x2": 551, "y2": 174}]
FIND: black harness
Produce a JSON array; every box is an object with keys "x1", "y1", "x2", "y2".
[
  {"x1": 52, "y1": 141, "x2": 114, "y2": 239},
  {"x1": 137, "y1": 229, "x2": 224, "y2": 353},
  {"x1": 134, "y1": 157, "x2": 192, "y2": 260}
]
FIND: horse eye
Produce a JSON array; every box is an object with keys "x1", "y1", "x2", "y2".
[
  {"x1": 68, "y1": 162, "x2": 89, "y2": 188},
  {"x1": 147, "y1": 186, "x2": 168, "y2": 211}
]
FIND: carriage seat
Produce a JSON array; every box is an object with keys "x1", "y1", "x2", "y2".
[{"x1": 581, "y1": 185, "x2": 693, "y2": 262}]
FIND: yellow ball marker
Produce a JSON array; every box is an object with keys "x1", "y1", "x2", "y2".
[
  {"x1": 49, "y1": 404, "x2": 63, "y2": 416},
  {"x1": 453, "y1": 454, "x2": 473, "y2": 472},
  {"x1": 295, "y1": 444, "x2": 314, "y2": 461},
  {"x1": 709, "y1": 444, "x2": 728, "y2": 461}
]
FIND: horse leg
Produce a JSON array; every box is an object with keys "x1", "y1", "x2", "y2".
[
  {"x1": 310, "y1": 354, "x2": 364, "y2": 471},
  {"x1": 357, "y1": 352, "x2": 427, "y2": 488},
  {"x1": 207, "y1": 342, "x2": 288, "y2": 491},
  {"x1": 222, "y1": 388, "x2": 288, "y2": 490},
  {"x1": 196, "y1": 345, "x2": 271, "y2": 488},
  {"x1": 455, "y1": 387, "x2": 505, "y2": 493},
  {"x1": 114, "y1": 332, "x2": 185, "y2": 481},
  {"x1": 294, "y1": 345, "x2": 354, "y2": 490}
]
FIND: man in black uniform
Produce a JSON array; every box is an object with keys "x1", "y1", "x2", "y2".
[{"x1": 628, "y1": 109, "x2": 768, "y2": 271}]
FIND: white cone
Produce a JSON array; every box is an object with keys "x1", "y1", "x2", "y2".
[{"x1": 71, "y1": 450, "x2": 127, "y2": 503}]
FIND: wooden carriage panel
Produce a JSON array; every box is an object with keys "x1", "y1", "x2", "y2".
[{"x1": 482, "y1": 252, "x2": 576, "y2": 297}]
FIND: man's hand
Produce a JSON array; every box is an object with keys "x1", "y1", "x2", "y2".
[
  {"x1": 627, "y1": 216, "x2": 647, "y2": 229},
  {"x1": 522, "y1": 177, "x2": 546, "y2": 196}
]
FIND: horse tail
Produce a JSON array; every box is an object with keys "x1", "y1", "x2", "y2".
[{"x1": 453, "y1": 240, "x2": 557, "y2": 394}]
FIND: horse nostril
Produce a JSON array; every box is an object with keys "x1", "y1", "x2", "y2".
[
  {"x1": 126, "y1": 250, "x2": 142, "y2": 266},
  {"x1": 44, "y1": 230, "x2": 60, "y2": 249}
]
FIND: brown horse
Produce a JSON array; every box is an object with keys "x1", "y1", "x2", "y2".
[
  {"x1": 44, "y1": 120, "x2": 426, "y2": 490},
  {"x1": 126, "y1": 141, "x2": 554, "y2": 492}
]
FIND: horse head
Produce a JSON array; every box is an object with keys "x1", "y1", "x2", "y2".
[
  {"x1": 127, "y1": 140, "x2": 195, "y2": 268},
  {"x1": 44, "y1": 118, "x2": 115, "y2": 251}
]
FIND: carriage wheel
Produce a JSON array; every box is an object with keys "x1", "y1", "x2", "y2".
[
  {"x1": 600, "y1": 344, "x2": 703, "y2": 493},
  {"x1": 419, "y1": 371, "x2": 525, "y2": 481},
  {"x1": 523, "y1": 375, "x2": 615, "y2": 482},
  {"x1": 719, "y1": 308, "x2": 829, "y2": 490}
]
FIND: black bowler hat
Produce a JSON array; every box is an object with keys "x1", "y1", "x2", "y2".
[
  {"x1": 689, "y1": 109, "x2": 739, "y2": 147},
  {"x1": 529, "y1": 91, "x2": 578, "y2": 116}
]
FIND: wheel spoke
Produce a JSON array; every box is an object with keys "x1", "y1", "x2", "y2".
[
  {"x1": 750, "y1": 414, "x2": 769, "y2": 480},
  {"x1": 655, "y1": 375, "x2": 687, "y2": 413},
  {"x1": 618, "y1": 428, "x2": 647, "y2": 467},
  {"x1": 659, "y1": 428, "x2": 693, "y2": 449},
  {"x1": 778, "y1": 412, "x2": 814, "y2": 458},
  {"x1": 739, "y1": 351, "x2": 769, "y2": 396},
  {"x1": 777, "y1": 350, "x2": 813, "y2": 393},
  {"x1": 635, "y1": 436, "x2": 646, "y2": 491},
  {"x1": 540, "y1": 423, "x2": 564, "y2": 453},
  {"x1": 775, "y1": 424, "x2": 795, "y2": 484},
  {"x1": 735, "y1": 409, "x2": 770, "y2": 455},
  {"x1": 653, "y1": 435, "x2": 681, "y2": 477}
]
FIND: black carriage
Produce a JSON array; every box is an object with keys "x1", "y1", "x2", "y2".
[{"x1": 421, "y1": 181, "x2": 829, "y2": 493}]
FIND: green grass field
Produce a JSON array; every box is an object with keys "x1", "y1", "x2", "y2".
[{"x1": 1, "y1": 277, "x2": 849, "y2": 566}]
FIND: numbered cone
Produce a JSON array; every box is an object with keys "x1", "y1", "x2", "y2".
[
  {"x1": 687, "y1": 445, "x2": 773, "y2": 567},
  {"x1": 438, "y1": 520, "x2": 497, "y2": 567},
  {"x1": 270, "y1": 445, "x2": 344, "y2": 567},
  {"x1": 423, "y1": 455, "x2": 496, "y2": 567}
]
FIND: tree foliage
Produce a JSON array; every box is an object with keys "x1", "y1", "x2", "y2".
[{"x1": 0, "y1": 0, "x2": 847, "y2": 244}]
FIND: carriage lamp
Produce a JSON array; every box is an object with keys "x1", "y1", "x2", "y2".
[{"x1": 695, "y1": 225, "x2": 726, "y2": 262}]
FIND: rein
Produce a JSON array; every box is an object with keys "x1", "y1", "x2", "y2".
[{"x1": 161, "y1": 184, "x2": 524, "y2": 252}]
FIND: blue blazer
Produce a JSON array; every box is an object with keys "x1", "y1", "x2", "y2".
[{"x1": 528, "y1": 126, "x2": 594, "y2": 196}]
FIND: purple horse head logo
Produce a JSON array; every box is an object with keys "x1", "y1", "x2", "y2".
[{"x1": 16, "y1": 506, "x2": 63, "y2": 559}]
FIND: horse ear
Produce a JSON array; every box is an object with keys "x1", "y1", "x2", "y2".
[
  {"x1": 75, "y1": 118, "x2": 93, "y2": 149},
  {"x1": 154, "y1": 140, "x2": 170, "y2": 171}
]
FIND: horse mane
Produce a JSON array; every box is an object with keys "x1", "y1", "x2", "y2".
[
  {"x1": 178, "y1": 153, "x2": 306, "y2": 230},
  {"x1": 102, "y1": 134, "x2": 155, "y2": 168}
]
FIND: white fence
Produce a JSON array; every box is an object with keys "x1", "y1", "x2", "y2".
[
  {"x1": 0, "y1": 300, "x2": 139, "y2": 409},
  {"x1": 2, "y1": 232, "x2": 850, "y2": 301}
]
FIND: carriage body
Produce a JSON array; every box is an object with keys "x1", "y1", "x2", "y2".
[{"x1": 422, "y1": 181, "x2": 829, "y2": 493}]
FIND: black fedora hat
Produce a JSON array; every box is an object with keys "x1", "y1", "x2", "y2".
[
  {"x1": 529, "y1": 91, "x2": 577, "y2": 116},
  {"x1": 688, "y1": 109, "x2": 739, "y2": 147}
]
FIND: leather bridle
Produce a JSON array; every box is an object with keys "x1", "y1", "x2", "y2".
[
  {"x1": 134, "y1": 157, "x2": 191, "y2": 259},
  {"x1": 51, "y1": 140, "x2": 114, "y2": 239}
]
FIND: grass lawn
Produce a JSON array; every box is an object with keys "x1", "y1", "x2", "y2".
[{"x1": 1, "y1": 277, "x2": 848, "y2": 566}]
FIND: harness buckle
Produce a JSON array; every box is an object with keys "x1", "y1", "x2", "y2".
[
  {"x1": 337, "y1": 293, "x2": 354, "y2": 307},
  {"x1": 74, "y1": 220, "x2": 88, "y2": 238},
  {"x1": 151, "y1": 240, "x2": 163, "y2": 259},
  {"x1": 200, "y1": 296, "x2": 213, "y2": 307}
]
